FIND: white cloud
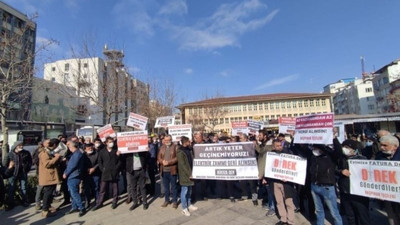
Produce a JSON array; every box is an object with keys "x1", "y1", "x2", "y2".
[
  {"x1": 184, "y1": 68, "x2": 193, "y2": 74},
  {"x1": 219, "y1": 70, "x2": 229, "y2": 77},
  {"x1": 159, "y1": 0, "x2": 187, "y2": 16},
  {"x1": 254, "y1": 74, "x2": 299, "y2": 90}
]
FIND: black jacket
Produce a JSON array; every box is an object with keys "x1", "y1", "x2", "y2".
[
  {"x1": 6, "y1": 149, "x2": 32, "y2": 177},
  {"x1": 85, "y1": 150, "x2": 101, "y2": 176},
  {"x1": 123, "y1": 152, "x2": 149, "y2": 173},
  {"x1": 309, "y1": 138, "x2": 341, "y2": 185},
  {"x1": 337, "y1": 154, "x2": 366, "y2": 194},
  {"x1": 98, "y1": 148, "x2": 121, "y2": 182}
]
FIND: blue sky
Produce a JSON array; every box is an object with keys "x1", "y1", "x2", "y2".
[{"x1": 5, "y1": 0, "x2": 400, "y2": 103}]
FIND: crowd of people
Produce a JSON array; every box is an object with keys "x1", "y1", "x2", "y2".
[{"x1": 0, "y1": 129, "x2": 399, "y2": 225}]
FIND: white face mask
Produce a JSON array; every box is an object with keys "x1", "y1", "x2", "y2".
[
  {"x1": 86, "y1": 150, "x2": 93, "y2": 154},
  {"x1": 342, "y1": 147, "x2": 352, "y2": 156},
  {"x1": 382, "y1": 150, "x2": 393, "y2": 156},
  {"x1": 94, "y1": 143, "x2": 100, "y2": 148},
  {"x1": 107, "y1": 143, "x2": 114, "y2": 148},
  {"x1": 312, "y1": 149, "x2": 322, "y2": 156}
]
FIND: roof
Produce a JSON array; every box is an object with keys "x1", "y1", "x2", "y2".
[
  {"x1": 374, "y1": 59, "x2": 400, "y2": 74},
  {"x1": 178, "y1": 93, "x2": 332, "y2": 108}
]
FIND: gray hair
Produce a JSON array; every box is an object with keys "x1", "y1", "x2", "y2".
[{"x1": 380, "y1": 135, "x2": 399, "y2": 147}]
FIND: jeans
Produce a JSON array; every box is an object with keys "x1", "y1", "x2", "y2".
[
  {"x1": 67, "y1": 178, "x2": 84, "y2": 210},
  {"x1": 267, "y1": 184, "x2": 276, "y2": 211},
  {"x1": 8, "y1": 174, "x2": 27, "y2": 203},
  {"x1": 35, "y1": 184, "x2": 44, "y2": 205},
  {"x1": 181, "y1": 186, "x2": 192, "y2": 210},
  {"x1": 162, "y1": 172, "x2": 177, "y2": 203},
  {"x1": 311, "y1": 184, "x2": 343, "y2": 225}
]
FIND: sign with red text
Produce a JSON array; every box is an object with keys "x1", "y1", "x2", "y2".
[
  {"x1": 154, "y1": 116, "x2": 175, "y2": 128},
  {"x1": 117, "y1": 131, "x2": 148, "y2": 154},
  {"x1": 126, "y1": 112, "x2": 148, "y2": 130},
  {"x1": 265, "y1": 152, "x2": 307, "y2": 185},
  {"x1": 279, "y1": 117, "x2": 296, "y2": 134},
  {"x1": 349, "y1": 159, "x2": 400, "y2": 203},
  {"x1": 97, "y1": 124, "x2": 115, "y2": 142},
  {"x1": 247, "y1": 120, "x2": 264, "y2": 134},
  {"x1": 192, "y1": 142, "x2": 258, "y2": 180},
  {"x1": 293, "y1": 113, "x2": 334, "y2": 145},
  {"x1": 168, "y1": 124, "x2": 192, "y2": 142},
  {"x1": 231, "y1": 121, "x2": 250, "y2": 136}
]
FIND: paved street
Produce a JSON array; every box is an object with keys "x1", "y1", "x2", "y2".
[{"x1": 0, "y1": 191, "x2": 391, "y2": 225}]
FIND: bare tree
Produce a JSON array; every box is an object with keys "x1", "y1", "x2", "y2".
[{"x1": 0, "y1": 14, "x2": 56, "y2": 165}]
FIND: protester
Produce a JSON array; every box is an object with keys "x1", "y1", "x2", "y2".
[
  {"x1": 33, "y1": 140, "x2": 45, "y2": 211},
  {"x1": 38, "y1": 138, "x2": 62, "y2": 218},
  {"x1": 0, "y1": 156, "x2": 14, "y2": 208},
  {"x1": 147, "y1": 135, "x2": 158, "y2": 196},
  {"x1": 83, "y1": 143, "x2": 101, "y2": 208},
  {"x1": 239, "y1": 133, "x2": 258, "y2": 206},
  {"x1": 378, "y1": 135, "x2": 400, "y2": 225},
  {"x1": 6, "y1": 141, "x2": 32, "y2": 210},
  {"x1": 177, "y1": 136, "x2": 198, "y2": 216},
  {"x1": 57, "y1": 135, "x2": 72, "y2": 209},
  {"x1": 63, "y1": 141, "x2": 86, "y2": 217},
  {"x1": 93, "y1": 137, "x2": 121, "y2": 211},
  {"x1": 158, "y1": 134, "x2": 178, "y2": 208},
  {"x1": 337, "y1": 139, "x2": 370, "y2": 225}
]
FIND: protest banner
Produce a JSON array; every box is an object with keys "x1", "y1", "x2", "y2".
[
  {"x1": 333, "y1": 121, "x2": 345, "y2": 143},
  {"x1": 126, "y1": 112, "x2": 148, "y2": 130},
  {"x1": 349, "y1": 159, "x2": 400, "y2": 203},
  {"x1": 116, "y1": 131, "x2": 148, "y2": 154},
  {"x1": 231, "y1": 121, "x2": 250, "y2": 136},
  {"x1": 97, "y1": 124, "x2": 115, "y2": 142},
  {"x1": 248, "y1": 120, "x2": 264, "y2": 134},
  {"x1": 154, "y1": 116, "x2": 175, "y2": 128},
  {"x1": 293, "y1": 113, "x2": 334, "y2": 145},
  {"x1": 279, "y1": 117, "x2": 296, "y2": 134},
  {"x1": 265, "y1": 152, "x2": 307, "y2": 185},
  {"x1": 192, "y1": 142, "x2": 258, "y2": 180},
  {"x1": 168, "y1": 124, "x2": 192, "y2": 142}
]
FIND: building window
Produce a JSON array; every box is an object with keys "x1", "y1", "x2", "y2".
[
  {"x1": 294, "y1": 113, "x2": 298, "y2": 117},
  {"x1": 288, "y1": 114, "x2": 292, "y2": 117},
  {"x1": 244, "y1": 116, "x2": 248, "y2": 120},
  {"x1": 316, "y1": 99, "x2": 320, "y2": 107},
  {"x1": 64, "y1": 73, "x2": 70, "y2": 84},
  {"x1": 248, "y1": 104, "x2": 253, "y2": 111},
  {"x1": 220, "y1": 118, "x2": 223, "y2": 124},
  {"x1": 368, "y1": 105, "x2": 375, "y2": 110},
  {"x1": 83, "y1": 74, "x2": 88, "y2": 79},
  {"x1": 298, "y1": 101, "x2": 303, "y2": 108},
  {"x1": 52, "y1": 67, "x2": 56, "y2": 71},
  {"x1": 239, "y1": 117, "x2": 243, "y2": 120},
  {"x1": 51, "y1": 77, "x2": 55, "y2": 82},
  {"x1": 258, "y1": 103, "x2": 262, "y2": 111},
  {"x1": 243, "y1": 105, "x2": 247, "y2": 111},
  {"x1": 83, "y1": 63, "x2": 88, "y2": 68},
  {"x1": 304, "y1": 100, "x2": 309, "y2": 107},
  {"x1": 365, "y1": 87, "x2": 373, "y2": 93},
  {"x1": 281, "y1": 102, "x2": 285, "y2": 109},
  {"x1": 270, "y1": 102, "x2": 274, "y2": 110},
  {"x1": 286, "y1": 102, "x2": 291, "y2": 109},
  {"x1": 249, "y1": 116, "x2": 253, "y2": 120},
  {"x1": 225, "y1": 118, "x2": 229, "y2": 124},
  {"x1": 383, "y1": 77, "x2": 389, "y2": 84},
  {"x1": 275, "y1": 102, "x2": 279, "y2": 109},
  {"x1": 265, "y1": 115, "x2": 270, "y2": 120},
  {"x1": 321, "y1": 99, "x2": 326, "y2": 106},
  {"x1": 292, "y1": 101, "x2": 296, "y2": 108},
  {"x1": 264, "y1": 102, "x2": 268, "y2": 110},
  {"x1": 253, "y1": 104, "x2": 258, "y2": 111},
  {"x1": 310, "y1": 100, "x2": 314, "y2": 107},
  {"x1": 65, "y1": 63, "x2": 70, "y2": 71}
]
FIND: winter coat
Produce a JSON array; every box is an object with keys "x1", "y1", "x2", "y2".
[
  {"x1": 123, "y1": 151, "x2": 149, "y2": 173},
  {"x1": 86, "y1": 150, "x2": 101, "y2": 176},
  {"x1": 98, "y1": 148, "x2": 121, "y2": 182},
  {"x1": 64, "y1": 149, "x2": 86, "y2": 180},
  {"x1": 255, "y1": 140, "x2": 273, "y2": 178},
  {"x1": 157, "y1": 144, "x2": 178, "y2": 175},
  {"x1": 337, "y1": 154, "x2": 366, "y2": 194},
  {"x1": 38, "y1": 148, "x2": 61, "y2": 186},
  {"x1": 177, "y1": 146, "x2": 194, "y2": 186},
  {"x1": 6, "y1": 142, "x2": 32, "y2": 177}
]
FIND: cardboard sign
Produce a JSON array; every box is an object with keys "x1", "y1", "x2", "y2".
[
  {"x1": 168, "y1": 124, "x2": 192, "y2": 142},
  {"x1": 117, "y1": 131, "x2": 148, "y2": 154},
  {"x1": 333, "y1": 121, "x2": 345, "y2": 144},
  {"x1": 294, "y1": 113, "x2": 334, "y2": 145},
  {"x1": 231, "y1": 121, "x2": 250, "y2": 136},
  {"x1": 97, "y1": 124, "x2": 115, "y2": 142},
  {"x1": 192, "y1": 142, "x2": 258, "y2": 180},
  {"x1": 279, "y1": 117, "x2": 296, "y2": 134},
  {"x1": 349, "y1": 159, "x2": 400, "y2": 203},
  {"x1": 154, "y1": 116, "x2": 175, "y2": 128},
  {"x1": 265, "y1": 152, "x2": 307, "y2": 185},
  {"x1": 126, "y1": 112, "x2": 148, "y2": 130}
]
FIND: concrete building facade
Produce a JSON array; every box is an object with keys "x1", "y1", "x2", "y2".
[{"x1": 373, "y1": 59, "x2": 400, "y2": 113}]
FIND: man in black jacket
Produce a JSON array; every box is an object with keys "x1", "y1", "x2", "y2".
[
  {"x1": 123, "y1": 151, "x2": 149, "y2": 211},
  {"x1": 83, "y1": 143, "x2": 101, "y2": 208},
  {"x1": 6, "y1": 141, "x2": 32, "y2": 209},
  {"x1": 92, "y1": 137, "x2": 121, "y2": 211}
]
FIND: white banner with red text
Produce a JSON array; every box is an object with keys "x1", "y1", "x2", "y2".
[
  {"x1": 265, "y1": 152, "x2": 307, "y2": 185},
  {"x1": 126, "y1": 112, "x2": 148, "y2": 130},
  {"x1": 294, "y1": 113, "x2": 334, "y2": 145},
  {"x1": 97, "y1": 124, "x2": 116, "y2": 142},
  {"x1": 116, "y1": 131, "x2": 148, "y2": 154},
  {"x1": 154, "y1": 116, "x2": 175, "y2": 128},
  {"x1": 168, "y1": 124, "x2": 192, "y2": 142},
  {"x1": 279, "y1": 117, "x2": 296, "y2": 134}
]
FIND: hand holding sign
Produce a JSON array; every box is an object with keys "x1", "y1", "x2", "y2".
[{"x1": 341, "y1": 169, "x2": 350, "y2": 177}]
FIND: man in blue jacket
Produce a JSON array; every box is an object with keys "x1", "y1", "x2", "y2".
[{"x1": 63, "y1": 141, "x2": 86, "y2": 217}]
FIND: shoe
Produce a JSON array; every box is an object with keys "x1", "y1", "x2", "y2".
[
  {"x1": 125, "y1": 198, "x2": 132, "y2": 204},
  {"x1": 92, "y1": 205, "x2": 101, "y2": 211},
  {"x1": 111, "y1": 203, "x2": 117, "y2": 209},
  {"x1": 85, "y1": 200, "x2": 91, "y2": 209},
  {"x1": 42, "y1": 210, "x2": 56, "y2": 218},
  {"x1": 129, "y1": 203, "x2": 139, "y2": 211},
  {"x1": 230, "y1": 198, "x2": 235, "y2": 203},
  {"x1": 35, "y1": 204, "x2": 42, "y2": 211},
  {"x1": 172, "y1": 202, "x2": 178, "y2": 209},
  {"x1": 49, "y1": 206, "x2": 57, "y2": 213},
  {"x1": 143, "y1": 203, "x2": 149, "y2": 210},
  {"x1": 161, "y1": 201, "x2": 169, "y2": 207},
  {"x1": 65, "y1": 209, "x2": 79, "y2": 215},
  {"x1": 266, "y1": 209, "x2": 276, "y2": 217},
  {"x1": 275, "y1": 222, "x2": 288, "y2": 225},
  {"x1": 57, "y1": 201, "x2": 70, "y2": 209},
  {"x1": 159, "y1": 193, "x2": 165, "y2": 198},
  {"x1": 253, "y1": 200, "x2": 258, "y2": 206},
  {"x1": 188, "y1": 205, "x2": 198, "y2": 212},
  {"x1": 182, "y1": 209, "x2": 191, "y2": 216},
  {"x1": 79, "y1": 209, "x2": 86, "y2": 217}
]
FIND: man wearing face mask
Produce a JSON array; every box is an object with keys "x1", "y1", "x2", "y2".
[
  {"x1": 5, "y1": 141, "x2": 32, "y2": 210},
  {"x1": 82, "y1": 143, "x2": 101, "y2": 209},
  {"x1": 378, "y1": 135, "x2": 400, "y2": 225},
  {"x1": 307, "y1": 137, "x2": 343, "y2": 225},
  {"x1": 94, "y1": 139, "x2": 104, "y2": 151},
  {"x1": 337, "y1": 139, "x2": 370, "y2": 225},
  {"x1": 92, "y1": 137, "x2": 121, "y2": 211}
]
